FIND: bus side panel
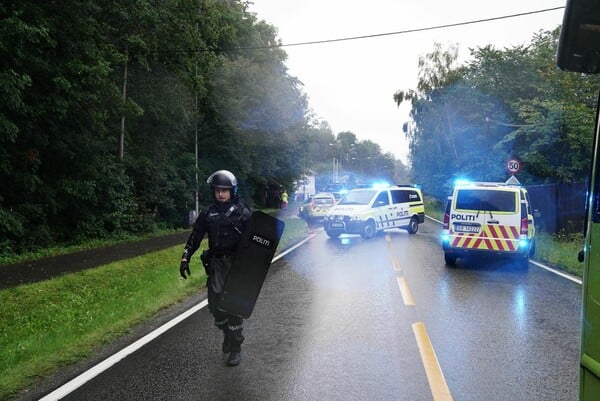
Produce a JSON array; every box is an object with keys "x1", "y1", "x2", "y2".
[
  {"x1": 582, "y1": 224, "x2": 600, "y2": 396},
  {"x1": 581, "y1": 370, "x2": 600, "y2": 401},
  {"x1": 581, "y1": 90, "x2": 600, "y2": 401}
]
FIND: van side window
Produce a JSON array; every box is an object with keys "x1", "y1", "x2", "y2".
[
  {"x1": 391, "y1": 189, "x2": 422, "y2": 204},
  {"x1": 408, "y1": 190, "x2": 421, "y2": 202},
  {"x1": 373, "y1": 191, "x2": 390, "y2": 207},
  {"x1": 391, "y1": 190, "x2": 407, "y2": 203}
]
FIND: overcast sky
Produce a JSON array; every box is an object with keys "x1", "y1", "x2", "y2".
[{"x1": 247, "y1": 0, "x2": 566, "y2": 164}]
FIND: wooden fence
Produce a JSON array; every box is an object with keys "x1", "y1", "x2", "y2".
[{"x1": 525, "y1": 182, "x2": 587, "y2": 234}]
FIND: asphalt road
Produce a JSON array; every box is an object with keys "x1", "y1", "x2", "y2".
[{"x1": 28, "y1": 218, "x2": 581, "y2": 401}]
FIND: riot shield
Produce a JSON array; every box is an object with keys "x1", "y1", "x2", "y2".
[{"x1": 218, "y1": 211, "x2": 285, "y2": 318}]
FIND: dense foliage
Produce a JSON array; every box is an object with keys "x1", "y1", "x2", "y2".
[
  {"x1": 0, "y1": 1, "x2": 403, "y2": 256},
  {"x1": 395, "y1": 28, "x2": 600, "y2": 200},
  {"x1": 0, "y1": 0, "x2": 311, "y2": 254}
]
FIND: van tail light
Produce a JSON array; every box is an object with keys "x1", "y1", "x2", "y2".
[
  {"x1": 520, "y1": 202, "x2": 528, "y2": 236},
  {"x1": 520, "y1": 217, "x2": 528, "y2": 236},
  {"x1": 443, "y1": 200, "x2": 451, "y2": 230},
  {"x1": 443, "y1": 211, "x2": 450, "y2": 230}
]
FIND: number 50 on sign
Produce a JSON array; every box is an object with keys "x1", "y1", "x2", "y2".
[{"x1": 506, "y1": 158, "x2": 521, "y2": 173}]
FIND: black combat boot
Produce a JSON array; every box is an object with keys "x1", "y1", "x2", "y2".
[
  {"x1": 227, "y1": 351, "x2": 242, "y2": 367},
  {"x1": 225, "y1": 318, "x2": 244, "y2": 366}
]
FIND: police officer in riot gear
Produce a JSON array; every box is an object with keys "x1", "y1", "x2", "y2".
[{"x1": 179, "y1": 170, "x2": 252, "y2": 367}]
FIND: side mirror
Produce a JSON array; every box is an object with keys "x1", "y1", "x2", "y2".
[{"x1": 579, "y1": 249, "x2": 585, "y2": 263}]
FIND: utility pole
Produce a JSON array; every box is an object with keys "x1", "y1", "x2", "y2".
[
  {"x1": 119, "y1": 50, "x2": 128, "y2": 161},
  {"x1": 194, "y1": 65, "x2": 199, "y2": 217},
  {"x1": 195, "y1": 98, "x2": 199, "y2": 217}
]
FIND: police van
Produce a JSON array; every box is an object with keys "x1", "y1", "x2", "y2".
[
  {"x1": 441, "y1": 181, "x2": 536, "y2": 266},
  {"x1": 324, "y1": 185, "x2": 425, "y2": 239}
]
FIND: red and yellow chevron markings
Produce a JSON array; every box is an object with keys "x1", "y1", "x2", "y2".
[{"x1": 451, "y1": 225, "x2": 519, "y2": 251}]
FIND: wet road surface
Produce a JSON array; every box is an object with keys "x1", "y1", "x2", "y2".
[{"x1": 32, "y1": 219, "x2": 581, "y2": 401}]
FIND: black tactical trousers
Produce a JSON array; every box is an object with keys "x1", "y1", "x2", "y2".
[{"x1": 207, "y1": 283, "x2": 244, "y2": 352}]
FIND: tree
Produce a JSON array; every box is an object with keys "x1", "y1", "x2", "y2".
[{"x1": 394, "y1": 30, "x2": 600, "y2": 201}]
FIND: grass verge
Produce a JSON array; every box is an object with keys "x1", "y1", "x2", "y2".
[
  {"x1": 534, "y1": 231, "x2": 584, "y2": 277},
  {"x1": 0, "y1": 216, "x2": 308, "y2": 400}
]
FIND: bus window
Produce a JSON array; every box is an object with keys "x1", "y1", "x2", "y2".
[{"x1": 558, "y1": 1, "x2": 600, "y2": 399}]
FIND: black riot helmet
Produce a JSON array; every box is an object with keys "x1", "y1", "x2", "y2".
[{"x1": 207, "y1": 170, "x2": 238, "y2": 196}]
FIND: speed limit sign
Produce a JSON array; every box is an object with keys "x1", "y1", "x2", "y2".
[{"x1": 506, "y1": 158, "x2": 521, "y2": 174}]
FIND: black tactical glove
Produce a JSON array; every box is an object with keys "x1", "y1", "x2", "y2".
[{"x1": 180, "y1": 260, "x2": 191, "y2": 279}]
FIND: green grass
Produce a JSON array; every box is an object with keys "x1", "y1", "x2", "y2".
[
  {"x1": 0, "y1": 216, "x2": 309, "y2": 400},
  {"x1": 534, "y1": 231, "x2": 584, "y2": 277},
  {"x1": 424, "y1": 197, "x2": 444, "y2": 221},
  {"x1": 0, "y1": 245, "x2": 205, "y2": 399}
]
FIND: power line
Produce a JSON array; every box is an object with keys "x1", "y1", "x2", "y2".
[{"x1": 220, "y1": 6, "x2": 565, "y2": 52}]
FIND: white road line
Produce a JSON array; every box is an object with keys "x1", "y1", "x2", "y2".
[
  {"x1": 39, "y1": 234, "x2": 316, "y2": 400},
  {"x1": 273, "y1": 233, "x2": 316, "y2": 262},
  {"x1": 529, "y1": 259, "x2": 582, "y2": 285},
  {"x1": 39, "y1": 299, "x2": 209, "y2": 400}
]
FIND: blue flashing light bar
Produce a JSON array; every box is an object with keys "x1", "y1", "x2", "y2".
[
  {"x1": 372, "y1": 181, "x2": 390, "y2": 189},
  {"x1": 454, "y1": 178, "x2": 472, "y2": 187}
]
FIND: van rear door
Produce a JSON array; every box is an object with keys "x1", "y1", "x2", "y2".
[{"x1": 451, "y1": 188, "x2": 521, "y2": 253}]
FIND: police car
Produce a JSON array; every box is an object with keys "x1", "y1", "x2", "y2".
[
  {"x1": 300, "y1": 192, "x2": 337, "y2": 223},
  {"x1": 324, "y1": 184, "x2": 425, "y2": 239},
  {"x1": 441, "y1": 181, "x2": 537, "y2": 266}
]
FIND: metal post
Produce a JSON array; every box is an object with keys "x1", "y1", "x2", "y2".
[{"x1": 194, "y1": 88, "x2": 199, "y2": 217}]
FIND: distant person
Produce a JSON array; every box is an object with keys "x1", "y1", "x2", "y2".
[
  {"x1": 179, "y1": 170, "x2": 252, "y2": 367},
  {"x1": 281, "y1": 189, "x2": 288, "y2": 209}
]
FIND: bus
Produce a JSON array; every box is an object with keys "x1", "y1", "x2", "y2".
[{"x1": 557, "y1": 1, "x2": 600, "y2": 399}]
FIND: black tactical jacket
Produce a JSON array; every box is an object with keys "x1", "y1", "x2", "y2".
[{"x1": 182, "y1": 196, "x2": 252, "y2": 261}]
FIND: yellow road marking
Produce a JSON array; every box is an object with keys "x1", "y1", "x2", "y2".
[
  {"x1": 396, "y1": 276, "x2": 415, "y2": 306},
  {"x1": 392, "y1": 256, "x2": 402, "y2": 272},
  {"x1": 412, "y1": 322, "x2": 454, "y2": 401}
]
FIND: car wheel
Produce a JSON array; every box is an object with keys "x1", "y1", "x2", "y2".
[
  {"x1": 444, "y1": 252, "x2": 457, "y2": 266},
  {"x1": 407, "y1": 216, "x2": 419, "y2": 234},
  {"x1": 361, "y1": 221, "x2": 376, "y2": 239},
  {"x1": 326, "y1": 229, "x2": 341, "y2": 238}
]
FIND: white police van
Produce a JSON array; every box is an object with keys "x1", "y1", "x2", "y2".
[
  {"x1": 441, "y1": 181, "x2": 536, "y2": 266},
  {"x1": 324, "y1": 185, "x2": 425, "y2": 239}
]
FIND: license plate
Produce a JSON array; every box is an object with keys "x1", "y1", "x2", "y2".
[
  {"x1": 454, "y1": 224, "x2": 480, "y2": 233},
  {"x1": 330, "y1": 222, "x2": 344, "y2": 228}
]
